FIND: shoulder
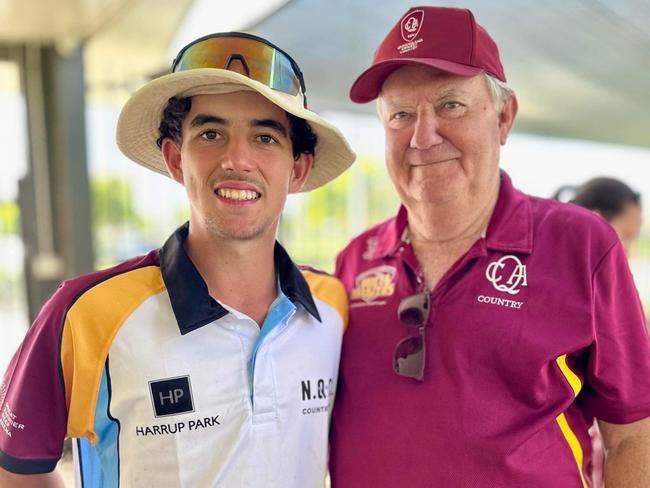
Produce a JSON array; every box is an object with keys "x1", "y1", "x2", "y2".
[
  {"x1": 40, "y1": 250, "x2": 162, "y2": 326},
  {"x1": 529, "y1": 196, "x2": 619, "y2": 255},
  {"x1": 299, "y1": 266, "x2": 348, "y2": 328}
]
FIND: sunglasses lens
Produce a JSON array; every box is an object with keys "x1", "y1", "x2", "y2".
[
  {"x1": 397, "y1": 293, "x2": 429, "y2": 326},
  {"x1": 173, "y1": 36, "x2": 302, "y2": 96},
  {"x1": 393, "y1": 335, "x2": 424, "y2": 380}
]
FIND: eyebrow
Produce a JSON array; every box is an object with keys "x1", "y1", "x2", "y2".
[
  {"x1": 188, "y1": 114, "x2": 288, "y2": 138},
  {"x1": 251, "y1": 118, "x2": 288, "y2": 138},
  {"x1": 437, "y1": 88, "x2": 468, "y2": 99},
  {"x1": 189, "y1": 114, "x2": 228, "y2": 127}
]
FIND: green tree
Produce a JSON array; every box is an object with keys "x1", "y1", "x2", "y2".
[
  {"x1": 0, "y1": 200, "x2": 19, "y2": 235},
  {"x1": 91, "y1": 176, "x2": 145, "y2": 231}
]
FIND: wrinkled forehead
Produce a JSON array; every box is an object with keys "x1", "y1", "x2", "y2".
[{"x1": 378, "y1": 66, "x2": 486, "y2": 104}]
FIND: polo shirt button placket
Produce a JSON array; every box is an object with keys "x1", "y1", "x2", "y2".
[{"x1": 250, "y1": 308, "x2": 296, "y2": 423}]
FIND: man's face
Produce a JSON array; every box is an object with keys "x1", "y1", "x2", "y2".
[
  {"x1": 161, "y1": 91, "x2": 311, "y2": 242},
  {"x1": 378, "y1": 66, "x2": 516, "y2": 210}
]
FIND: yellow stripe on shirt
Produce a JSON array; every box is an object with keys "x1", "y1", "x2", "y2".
[
  {"x1": 556, "y1": 354, "x2": 582, "y2": 397},
  {"x1": 60, "y1": 265, "x2": 165, "y2": 444},
  {"x1": 555, "y1": 413, "x2": 588, "y2": 488},
  {"x1": 554, "y1": 353, "x2": 586, "y2": 487}
]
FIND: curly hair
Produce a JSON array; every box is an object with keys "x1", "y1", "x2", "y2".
[{"x1": 156, "y1": 96, "x2": 317, "y2": 160}]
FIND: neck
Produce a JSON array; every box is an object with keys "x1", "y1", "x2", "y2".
[
  {"x1": 405, "y1": 182, "x2": 500, "y2": 290},
  {"x1": 184, "y1": 224, "x2": 278, "y2": 325},
  {"x1": 407, "y1": 192, "x2": 496, "y2": 246}
]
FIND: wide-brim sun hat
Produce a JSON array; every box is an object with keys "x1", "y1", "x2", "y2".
[{"x1": 117, "y1": 68, "x2": 355, "y2": 192}]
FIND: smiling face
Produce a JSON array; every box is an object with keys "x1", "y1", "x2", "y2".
[
  {"x1": 377, "y1": 66, "x2": 517, "y2": 211},
  {"x1": 161, "y1": 90, "x2": 311, "y2": 243}
]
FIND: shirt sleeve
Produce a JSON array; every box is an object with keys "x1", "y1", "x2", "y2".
[
  {"x1": 581, "y1": 240, "x2": 650, "y2": 423},
  {"x1": 0, "y1": 286, "x2": 70, "y2": 474}
]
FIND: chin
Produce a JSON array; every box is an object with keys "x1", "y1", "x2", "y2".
[
  {"x1": 204, "y1": 218, "x2": 269, "y2": 242},
  {"x1": 412, "y1": 179, "x2": 463, "y2": 204}
]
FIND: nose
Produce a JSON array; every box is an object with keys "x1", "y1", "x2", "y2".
[
  {"x1": 410, "y1": 109, "x2": 444, "y2": 150},
  {"x1": 220, "y1": 136, "x2": 254, "y2": 172}
]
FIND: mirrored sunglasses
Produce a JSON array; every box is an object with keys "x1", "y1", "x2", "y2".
[{"x1": 171, "y1": 32, "x2": 307, "y2": 106}]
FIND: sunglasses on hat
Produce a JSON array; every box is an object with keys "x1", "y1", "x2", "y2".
[{"x1": 171, "y1": 32, "x2": 308, "y2": 107}]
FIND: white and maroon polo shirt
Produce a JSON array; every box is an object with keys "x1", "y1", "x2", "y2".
[
  {"x1": 330, "y1": 171, "x2": 650, "y2": 487},
  {"x1": 0, "y1": 223, "x2": 347, "y2": 487}
]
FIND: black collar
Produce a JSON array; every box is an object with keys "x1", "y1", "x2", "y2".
[{"x1": 159, "y1": 222, "x2": 320, "y2": 335}]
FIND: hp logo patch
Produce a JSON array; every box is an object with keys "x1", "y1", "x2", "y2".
[{"x1": 148, "y1": 375, "x2": 194, "y2": 417}]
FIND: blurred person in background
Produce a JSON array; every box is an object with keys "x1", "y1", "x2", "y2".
[
  {"x1": 569, "y1": 177, "x2": 642, "y2": 255},
  {"x1": 0, "y1": 32, "x2": 353, "y2": 488},
  {"x1": 556, "y1": 176, "x2": 643, "y2": 488},
  {"x1": 330, "y1": 5, "x2": 650, "y2": 487}
]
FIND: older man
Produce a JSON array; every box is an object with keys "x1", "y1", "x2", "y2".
[
  {"x1": 0, "y1": 32, "x2": 353, "y2": 487},
  {"x1": 330, "y1": 6, "x2": 650, "y2": 487}
]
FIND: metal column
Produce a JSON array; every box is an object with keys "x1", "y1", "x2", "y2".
[{"x1": 14, "y1": 44, "x2": 94, "y2": 320}]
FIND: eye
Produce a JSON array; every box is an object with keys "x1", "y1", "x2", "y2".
[
  {"x1": 199, "y1": 129, "x2": 219, "y2": 140},
  {"x1": 257, "y1": 134, "x2": 278, "y2": 144},
  {"x1": 391, "y1": 111, "x2": 409, "y2": 120},
  {"x1": 443, "y1": 101, "x2": 463, "y2": 110}
]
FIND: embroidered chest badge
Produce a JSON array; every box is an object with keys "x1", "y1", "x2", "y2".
[
  {"x1": 485, "y1": 255, "x2": 528, "y2": 295},
  {"x1": 477, "y1": 255, "x2": 527, "y2": 310},
  {"x1": 350, "y1": 265, "x2": 397, "y2": 306}
]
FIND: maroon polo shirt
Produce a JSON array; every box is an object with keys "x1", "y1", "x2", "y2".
[{"x1": 330, "y1": 171, "x2": 650, "y2": 487}]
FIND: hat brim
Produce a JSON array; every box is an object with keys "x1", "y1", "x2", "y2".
[
  {"x1": 349, "y1": 58, "x2": 484, "y2": 103},
  {"x1": 117, "y1": 69, "x2": 355, "y2": 192}
]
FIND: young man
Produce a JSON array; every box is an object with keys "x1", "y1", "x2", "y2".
[
  {"x1": 0, "y1": 32, "x2": 354, "y2": 487},
  {"x1": 330, "y1": 6, "x2": 650, "y2": 487}
]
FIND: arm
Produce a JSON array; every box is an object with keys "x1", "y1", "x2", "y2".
[
  {"x1": 599, "y1": 417, "x2": 650, "y2": 487},
  {"x1": 0, "y1": 467, "x2": 65, "y2": 488}
]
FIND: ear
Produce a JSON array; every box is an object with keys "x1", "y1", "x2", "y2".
[
  {"x1": 498, "y1": 95, "x2": 518, "y2": 145},
  {"x1": 161, "y1": 138, "x2": 184, "y2": 185},
  {"x1": 288, "y1": 152, "x2": 314, "y2": 193}
]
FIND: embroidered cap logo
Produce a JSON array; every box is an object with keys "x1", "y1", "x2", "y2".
[
  {"x1": 486, "y1": 255, "x2": 528, "y2": 295},
  {"x1": 400, "y1": 10, "x2": 424, "y2": 42}
]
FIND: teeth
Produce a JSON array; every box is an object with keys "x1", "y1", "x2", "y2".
[{"x1": 217, "y1": 188, "x2": 259, "y2": 201}]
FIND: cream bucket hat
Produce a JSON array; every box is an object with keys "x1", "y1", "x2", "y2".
[{"x1": 116, "y1": 36, "x2": 355, "y2": 192}]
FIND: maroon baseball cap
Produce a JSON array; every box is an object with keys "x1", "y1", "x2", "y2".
[{"x1": 350, "y1": 6, "x2": 506, "y2": 103}]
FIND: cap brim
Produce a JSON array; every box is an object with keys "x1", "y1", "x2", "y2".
[
  {"x1": 349, "y1": 58, "x2": 484, "y2": 103},
  {"x1": 117, "y1": 69, "x2": 355, "y2": 192}
]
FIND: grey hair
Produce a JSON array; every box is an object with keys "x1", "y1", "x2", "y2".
[{"x1": 483, "y1": 73, "x2": 514, "y2": 112}]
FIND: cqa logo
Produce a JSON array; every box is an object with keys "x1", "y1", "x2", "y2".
[
  {"x1": 400, "y1": 10, "x2": 424, "y2": 42},
  {"x1": 485, "y1": 255, "x2": 528, "y2": 295}
]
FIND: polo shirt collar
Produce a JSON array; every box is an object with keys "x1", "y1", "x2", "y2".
[
  {"x1": 372, "y1": 205, "x2": 410, "y2": 259},
  {"x1": 159, "y1": 222, "x2": 321, "y2": 335},
  {"x1": 374, "y1": 170, "x2": 533, "y2": 259},
  {"x1": 484, "y1": 171, "x2": 533, "y2": 254}
]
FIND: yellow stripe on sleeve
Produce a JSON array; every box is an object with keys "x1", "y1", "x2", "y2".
[
  {"x1": 555, "y1": 354, "x2": 582, "y2": 397},
  {"x1": 60, "y1": 265, "x2": 165, "y2": 444},
  {"x1": 301, "y1": 270, "x2": 349, "y2": 332},
  {"x1": 555, "y1": 413, "x2": 588, "y2": 488}
]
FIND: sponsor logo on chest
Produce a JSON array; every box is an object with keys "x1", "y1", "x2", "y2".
[
  {"x1": 350, "y1": 265, "x2": 397, "y2": 307},
  {"x1": 300, "y1": 377, "x2": 334, "y2": 416},
  {"x1": 134, "y1": 375, "x2": 221, "y2": 437},
  {"x1": 149, "y1": 375, "x2": 195, "y2": 417}
]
